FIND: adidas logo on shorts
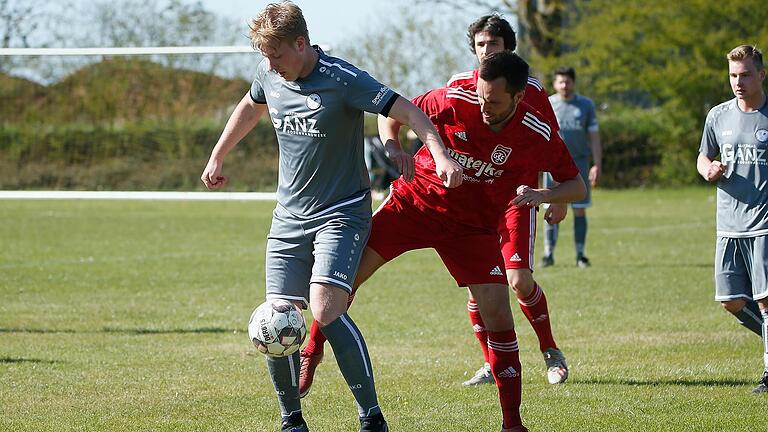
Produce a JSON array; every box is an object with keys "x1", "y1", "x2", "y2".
[{"x1": 490, "y1": 265, "x2": 503, "y2": 276}]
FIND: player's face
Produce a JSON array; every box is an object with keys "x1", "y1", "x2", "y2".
[
  {"x1": 476, "y1": 77, "x2": 523, "y2": 128},
  {"x1": 261, "y1": 38, "x2": 306, "y2": 81},
  {"x1": 553, "y1": 74, "x2": 575, "y2": 99},
  {"x1": 729, "y1": 59, "x2": 766, "y2": 102},
  {"x1": 473, "y1": 31, "x2": 505, "y2": 63}
]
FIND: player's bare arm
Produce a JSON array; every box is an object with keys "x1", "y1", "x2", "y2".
[
  {"x1": 696, "y1": 152, "x2": 727, "y2": 182},
  {"x1": 381, "y1": 96, "x2": 463, "y2": 188},
  {"x1": 376, "y1": 113, "x2": 414, "y2": 181},
  {"x1": 512, "y1": 174, "x2": 587, "y2": 207},
  {"x1": 588, "y1": 130, "x2": 602, "y2": 187},
  {"x1": 201, "y1": 94, "x2": 267, "y2": 190}
]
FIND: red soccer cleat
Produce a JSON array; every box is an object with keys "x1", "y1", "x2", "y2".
[{"x1": 298, "y1": 349, "x2": 324, "y2": 398}]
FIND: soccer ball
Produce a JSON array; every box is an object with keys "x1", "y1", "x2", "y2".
[{"x1": 248, "y1": 299, "x2": 307, "y2": 357}]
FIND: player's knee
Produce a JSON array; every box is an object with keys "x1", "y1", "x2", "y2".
[
  {"x1": 721, "y1": 299, "x2": 746, "y2": 314},
  {"x1": 309, "y1": 284, "x2": 350, "y2": 326},
  {"x1": 507, "y1": 271, "x2": 534, "y2": 296}
]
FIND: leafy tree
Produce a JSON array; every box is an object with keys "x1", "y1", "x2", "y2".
[{"x1": 535, "y1": 0, "x2": 768, "y2": 184}]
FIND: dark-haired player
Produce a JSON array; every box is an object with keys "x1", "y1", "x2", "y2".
[{"x1": 300, "y1": 51, "x2": 585, "y2": 431}]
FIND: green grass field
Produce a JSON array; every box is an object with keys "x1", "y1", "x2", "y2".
[{"x1": 1, "y1": 188, "x2": 766, "y2": 431}]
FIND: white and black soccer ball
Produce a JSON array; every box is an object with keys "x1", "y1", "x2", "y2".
[{"x1": 248, "y1": 299, "x2": 307, "y2": 357}]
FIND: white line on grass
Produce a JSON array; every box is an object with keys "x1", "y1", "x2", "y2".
[{"x1": 0, "y1": 191, "x2": 276, "y2": 201}]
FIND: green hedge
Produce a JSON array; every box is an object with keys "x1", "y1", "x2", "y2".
[
  {"x1": 598, "y1": 108, "x2": 663, "y2": 188},
  {"x1": 0, "y1": 108, "x2": 701, "y2": 190},
  {"x1": 0, "y1": 120, "x2": 280, "y2": 191}
]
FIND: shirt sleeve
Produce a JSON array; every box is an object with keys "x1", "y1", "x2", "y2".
[
  {"x1": 699, "y1": 108, "x2": 720, "y2": 158},
  {"x1": 249, "y1": 58, "x2": 268, "y2": 104},
  {"x1": 525, "y1": 81, "x2": 559, "y2": 133},
  {"x1": 410, "y1": 88, "x2": 448, "y2": 121},
  {"x1": 585, "y1": 98, "x2": 599, "y2": 133},
  {"x1": 547, "y1": 127, "x2": 581, "y2": 182},
  {"x1": 344, "y1": 69, "x2": 399, "y2": 117}
]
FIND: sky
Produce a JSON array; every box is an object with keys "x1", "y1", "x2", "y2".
[
  {"x1": 200, "y1": 0, "x2": 407, "y2": 48},
  {"x1": 199, "y1": 0, "x2": 505, "y2": 49}
]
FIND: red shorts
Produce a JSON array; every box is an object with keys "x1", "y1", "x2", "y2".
[
  {"x1": 498, "y1": 205, "x2": 537, "y2": 270},
  {"x1": 367, "y1": 189, "x2": 507, "y2": 286}
]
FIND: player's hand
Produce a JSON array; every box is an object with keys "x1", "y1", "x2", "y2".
[
  {"x1": 544, "y1": 203, "x2": 568, "y2": 224},
  {"x1": 385, "y1": 143, "x2": 415, "y2": 182},
  {"x1": 589, "y1": 165, "x2": 600, "y2": 187},
  {"x1": 705, "y1": 160, "x2": 726, "y2": 182},
  {"x1": 511, "y1": 185, "x2": 545, "y2": 207},
  {"x1": 435, "y1": 155, "x2": 463, "y2": 188},
  {"x1": 201, "y1": 158, "x2": 228, "y2": 190}
]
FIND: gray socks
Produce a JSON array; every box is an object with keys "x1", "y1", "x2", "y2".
[{"x1": 321, "y1": 313, "x2": 381, "y2": 418}]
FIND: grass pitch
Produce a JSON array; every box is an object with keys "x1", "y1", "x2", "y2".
[{"x1": 1, "y1": 188, "x2": 765, "y2": 431}]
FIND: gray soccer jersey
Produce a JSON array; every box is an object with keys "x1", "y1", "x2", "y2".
[
  {"x1": 700, "y1": 98, "x2": 768, "y2": 237},
  {"x1": 548, "y1": 94, "x2": 599, "y2": 159},
  {"x1": 250, "y1": 47, "x2": 398, "y2": 217}
]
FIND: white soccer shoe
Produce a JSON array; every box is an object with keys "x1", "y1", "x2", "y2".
[
  {"x1": 463, "y1": 362, "x2": 495, "y2": 386},
  {"x1": 544, "y1": 348, "x2": 569, "y2": 384}
]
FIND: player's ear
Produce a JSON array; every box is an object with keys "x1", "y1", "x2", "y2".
[
  {"x1": 294, "y1": 36, "x2": 306, "y2": 52},
  {"x1": 513, "y1": 89, "x2": 525, "y2": 105}
]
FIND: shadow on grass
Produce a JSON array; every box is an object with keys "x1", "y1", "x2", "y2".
[
  {"x1": 574, "y1": 377, "x2": 754, "y2": 387},
  {"x1": 0, "y1": 327, "x2": 236, "y2": 335},
  {"x1": 0, "y1": 357, "x2": 60, "y2": 364}
]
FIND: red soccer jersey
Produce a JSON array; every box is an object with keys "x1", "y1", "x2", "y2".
[
  {"x1": 395, "y1": 85, "x2": 578, "y2": 231},
  {"x1": 447, "y1": 69, "x2": 558, "y2": 133}
]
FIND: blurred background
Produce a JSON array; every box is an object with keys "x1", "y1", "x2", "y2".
[{"x1": 1, "y1": 0, "x2": 767, "y2": 191}]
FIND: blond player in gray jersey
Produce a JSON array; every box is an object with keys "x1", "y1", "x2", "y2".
[
  {"x1": 698, "y1": 44, "x2": 768, "y2": 394},
  {"x1": 200, "y1": 3, "x2": 462, "y2": 431}
]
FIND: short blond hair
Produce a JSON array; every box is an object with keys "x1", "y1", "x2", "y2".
[
  {"x1": 248, "y1": 1, "x2": 309, "y2": 52},
  {"x1": 727, "y1": 45, "x2": 764, "y2": 70}
]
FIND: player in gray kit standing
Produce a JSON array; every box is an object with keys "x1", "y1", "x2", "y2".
[
  {"x1": 697, "y1": 44, "x2": 768, "y2": 394},
  {"x1": 542, "y1": 66, "x2": 602, "y2": 268},
  {"x1": 200, "y1": 2, "x2": 463, "y2": 431}
]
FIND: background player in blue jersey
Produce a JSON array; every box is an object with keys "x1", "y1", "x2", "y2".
[
  {"x1": 697, "y1": 45, "x2": 768, "y2": 395},
  {"x1": 200, "y1": 2, "x2": 462, "y2": 431},
  {"x1": 542, "y1": 66, "x2": 602, "y2": 268}
]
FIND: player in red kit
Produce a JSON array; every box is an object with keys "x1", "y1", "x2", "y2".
[
  {"x1": 299, "y1": 51, "x2": 586, "y2": 431},
  {"x1": 446, "y1": 14, "x2": 572, "y2": 386}
]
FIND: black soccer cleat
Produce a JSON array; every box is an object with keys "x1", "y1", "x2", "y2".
[
  {"x1": 360, "y1": 412, "x2": 388, "y2": 432},
  {"x1": 540, "y1": 255, "x2": 554, "y2": 268},
  {"x1": 576, "y1": 256, "x2": 591, "y2": 268},
  {"x1": 752, "y1": 370, "x2": 768, "y2": 394},
  {"x1": 281, "y1": 412, "x2": 309, "y2": 432}
]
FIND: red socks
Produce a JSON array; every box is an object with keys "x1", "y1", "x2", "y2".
[
  {"x1": 467, "y1": 300, "x2": 490, "y2": 363},
  {"x1": 488, "y1": 329, "x2": 523, "y2": 429},
  {"x1": 517, "y1": 283, "x2": 557, "y2": 352}
]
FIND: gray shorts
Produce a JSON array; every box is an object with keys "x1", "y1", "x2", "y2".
[
  {"x1": 265, "y1": 197, "x2": 372, "y2": 307},
  {"x1": 543, "y1": 157, "x2": 591, "y2": 208},
  {"x1": 714, "y1": 235, "x2": 768, "y2": 302}
]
